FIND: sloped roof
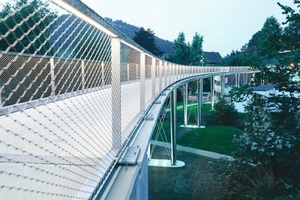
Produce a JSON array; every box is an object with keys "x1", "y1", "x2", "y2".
[
  {"x1": 203, "y1": 51, "x2": 223, "y2": 64},
  {"x1": 248, "y1": 85, "x2": 275, "y2": 91}
]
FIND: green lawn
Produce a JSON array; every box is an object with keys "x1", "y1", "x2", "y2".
[
  {"x1": 177, "y1": 125, "x2": 242, "y2": 155},
  {"x1": 152, "y1": 102, "x2": 242, "y2": 155}
]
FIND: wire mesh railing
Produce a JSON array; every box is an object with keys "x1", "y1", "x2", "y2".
[{"x1": 0, "y1": 0, "x2": 255, "y2": 199}]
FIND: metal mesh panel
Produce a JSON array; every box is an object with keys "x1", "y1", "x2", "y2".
[
  {"x1": 0, "y1": 0, "x2": 255, "y2": 199},
  {"x1": 0, "y1": 52, "x2": 51, "y2": 106},
  {"x1": 0, "y1": 0, "x2": 116, "y2": 199},
  {"x1": 120, "y1": 42, "x2": 141, "y2": 137},
  {"x1": 54, "y1": 58, "x2": 82, "y2": 94}
]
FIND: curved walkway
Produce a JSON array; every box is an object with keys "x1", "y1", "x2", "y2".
[{"x1": 150, "y1": 140, "x2": 234, "y2": 161}]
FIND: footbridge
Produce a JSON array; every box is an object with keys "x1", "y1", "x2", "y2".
[{"x1": 0, "y1": 0, "x2": 258, "y2": 199}]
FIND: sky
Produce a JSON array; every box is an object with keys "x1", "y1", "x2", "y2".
[
  {"x1": 80, "y1": 0, "x2": 296, "y2": 57},
  {"x1": 0, "y1": 0, "x2": 297, "y2": 57}
]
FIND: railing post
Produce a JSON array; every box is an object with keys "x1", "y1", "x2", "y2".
[
  {"x1": 165, "y1": 62, "x2": 168, "y2": 87},
  {"x1": 127, "y1": 64, "x2": 130, "y2": 82},
  {"x1": 50, "y1": 57, "x2": 55, "y2": 96},
  {"x1": 159, "y1": 60, "x2": 162, "y2": 92},
  {"x1": 111, "y1": 37, "x2": 122, "y2": 149},
  {"x1": 136, "y1": 64, "x2": 139, "y2": 80},
  {"x1": 101, "y1": 62, "x2": 105, "y2": 86},
  {"x1": 151, "y1": 57, "x2": 156, "y2": 98},
  {"x1": 180, "y1": 65, "x2": 182, "y2": 79},
  {"x1": 81, "y1": 60, "x2": 85, "y2": 90},
  {"x1": 168, "y1": 63, "x2": 171, "y2": 85},
  {"x1": 140, "y1": 52, "x2": 146, "y2": 113},
  {"x1": 0, "y1": 81, "x2": 2, "y2": 108},
  {"x1": 175, "y1": 64, "x2": 177, "y2": 81},
  {"x1": 170, "y1": 88, "x2": 177, "y2": 165}
]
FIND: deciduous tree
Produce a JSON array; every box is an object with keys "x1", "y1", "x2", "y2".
[{"x1": 133, "y1": 27, "x2": 164, "y2": 57}]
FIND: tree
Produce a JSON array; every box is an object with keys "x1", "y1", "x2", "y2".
[
  {"x1": 232, "y1": 1, "x2": 300, "y2": 197},
  {"x1": 0, "y1": 0, "x2": 57, "y2": 55},
  {"x1": 133, "y1": 27, "x2": 164, "y2": 57},
  {"x1": 170, "y1": 32, "x2": 191, "y2": 65},
  {"x1": 257, "y1": 16, "x2": 283, "y2": 58},
  {"x1": 190, "y1": 32, "x2": 204, "y2": 65}
]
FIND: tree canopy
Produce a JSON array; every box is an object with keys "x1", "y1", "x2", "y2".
[{"x1": 166, "y1": 32, "x2": 204, "y2": 65}]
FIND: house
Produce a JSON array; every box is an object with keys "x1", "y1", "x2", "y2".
[
  {"x1": 234, "y1": 85, "x2": 276, "y2": 113},
  {"x1": 203, "y1": 51, "x2": 223, "y2": 65},
  {"x1": 247, "y1": 85, "x2": 276, "y2": 97}
]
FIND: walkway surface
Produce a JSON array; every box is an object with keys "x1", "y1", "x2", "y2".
[{"x1": 150, "y1": 140, "x2": 234, "y2": 161}]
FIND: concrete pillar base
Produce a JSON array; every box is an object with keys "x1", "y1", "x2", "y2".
[{"x1": 148, "y1": 159, "x2": 185, "y2": 168}]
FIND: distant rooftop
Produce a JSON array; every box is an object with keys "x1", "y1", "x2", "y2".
[
  {"x1": 203, "y1": 51, "x2": 223, "y2": 65},
  {"x1": 248, "y1": 85, "x2": 275, "y2": 91}
]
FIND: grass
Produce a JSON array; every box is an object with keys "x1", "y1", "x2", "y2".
[
  {"x1": 177, "y1": 125, "x2": 242, "y2": 155},
  {"x1": 152, "y1": 102, "x2": 242, "y2": 155},
  {"x1": 149, "y1": 146, "x2": 230, "y2": 200}
]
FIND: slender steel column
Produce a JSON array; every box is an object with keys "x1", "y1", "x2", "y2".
[
  {"x1": 183, "y1": 83, "x2": 188, "y2": 126},
  {"x1": 170, "y1": 89, "x2": 177, "y2": 165},
  {"x1": 210, "y1": 76, "x2": 214, "y2": 110},
  {"x1": 221, "y1": 75, "x2": 225, "y2": 97},
  {"x1": 197, "y1": 78, "x2": 203, "y2": 127},
  {"x1": 111, "y1": 37, "x2": 121, "y2": 149}
]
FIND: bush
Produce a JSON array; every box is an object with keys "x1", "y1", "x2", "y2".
[{"x1": 204, "y1": 97, "x2": 238, "y2": 126}]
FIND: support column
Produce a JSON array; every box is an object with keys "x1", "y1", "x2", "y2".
[
  {"x1": 197, "y1": 78, "x2": 204, "y2": 128},
  {"x1": 183, "y1": 83, "x2": 188, "y2": 126},
  {"x1": 111, "y1": 37, "x2": 121, "y2": 149},
  {"x1": 170, "y1": 88, "x2": 177, "y2": 165},
  {"x1": 140, "y1": 52, "x2": 146, "y2": 113},
  {"x1": 210, "y1": 76, "x2": 215, "y2": 110},
  {"x1": 235, "y1": 74, "x2": 238, "y2": 87},
  {"x1": 221, "y1": 75, "x2": 225, "y2": 97}
]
